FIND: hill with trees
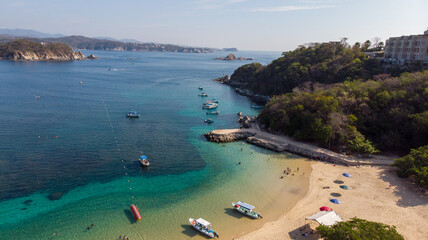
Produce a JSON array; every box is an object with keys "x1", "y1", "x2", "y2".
[
  {"x1": 0, "y1": 39, "x2": 86, "y2": 61},
  {"x1": 0, "y1": 35, "x2": 215, "y2": 53},
  {"x1": 258, "y1": 71, "x2": 428, "y2": 154},
  {"x1": 225, "y1": 40, "x2": 384, "y2": 96}
]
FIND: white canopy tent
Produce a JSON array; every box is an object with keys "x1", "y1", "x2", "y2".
[
  {"x1": 196, "y1": 218, "x2": 211, "y2": 227},
  {"x1": 306, "y1": 211, "x2": 343, "y2": 226}
]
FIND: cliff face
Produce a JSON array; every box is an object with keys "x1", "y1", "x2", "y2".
[
  {"x1": 0, "y1": 39, "x2": 87, "y2": 61},
  {"x1": 9, "y1": 50, "x2": 86, "y2": 61}
]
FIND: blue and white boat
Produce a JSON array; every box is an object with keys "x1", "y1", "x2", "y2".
[
  {"x1": 126, "y1": 111, "x2": 140, "y2": 118},
  {"x1": 232, "y1": 201, "x2": 262, "y2": 219},
  {"x1": 211, "y1": 99, "x2": 219, "y2": 103},
  {"x1": 189, "y1": 218, "x2": 219, "y2": 238},
  {"x1": 198, "y1": 93, "x2": 208, "y2": 97},
  {"x1": 139, "y1": 155, "x2": 150, "y2": 167},
  {"x1": 202, "y1": 103, "x2": 218, "y2": 109}
]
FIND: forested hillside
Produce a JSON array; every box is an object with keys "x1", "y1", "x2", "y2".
[
  {"x1": 258, "y1": 71, "x2": 428, "y2": 154},
  {"x1": 228, "y1": 41, "x2": 385, "y2": 96}
]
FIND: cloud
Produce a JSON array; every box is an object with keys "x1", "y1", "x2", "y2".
[
  {"x1": 251, "y1": 5, "x2": 334, "y2": 12},
  {"x1": 195, "y1": 0, "x2": 247, "y2": 10}
]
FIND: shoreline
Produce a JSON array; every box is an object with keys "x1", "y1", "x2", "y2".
[{"x1": 237, "y1": 162, "x2": 428, "y2": 240}]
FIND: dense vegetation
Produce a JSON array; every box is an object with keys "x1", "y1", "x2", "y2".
[
  {"x1": 316, "y1": 217, "x2": 404, "y2": 240},
  {"x1": 393, "y1": 145, "x2": 428, "y2": 189},
  {"x1": 0, "y1": 35, "x2": 215, "y2": 53},
  {"x1": 229, "y1": 41, "x2": 384, "y2": 96},
  {"x1": 259, "y1": 71, "x2": 428, "y2": 154},
  {"x1": 0, "y1": 39, "x2": 73, "y2": 59}
]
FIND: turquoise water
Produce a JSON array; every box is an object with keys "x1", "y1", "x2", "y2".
[{"x1": 0, "y1": 51, "x2": 311, "y2": 239}]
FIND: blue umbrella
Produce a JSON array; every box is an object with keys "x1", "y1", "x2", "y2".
[
  {"x1": 330, "y1": 199, "x2": 341, "y2": 204},
  {"x1": 343, "y1": 173, "x2": 352, "y2": 178}
]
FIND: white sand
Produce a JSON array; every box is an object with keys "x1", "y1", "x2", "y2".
[{"x1": 238, "y1": 162, "x2": 428, "y2": 240}]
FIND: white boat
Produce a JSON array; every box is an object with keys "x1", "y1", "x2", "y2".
[
  {"x1": 139, "y1": 155, "x2": 150, "y2": 167},
  {"x1": 198, "y1": 93, "x2": 208, "y2": 97},
  {"x1": 202, "y1": 103, "x2": 218, "y2": 109},
  {"x1": 232, "y1": 201, "x2": 262, "y2": 219},
  {"x1": 189, "y1": 218, "x2": 219, "y2": 238}
]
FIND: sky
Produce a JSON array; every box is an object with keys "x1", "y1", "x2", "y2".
[{"x1": 1, "y1": 0, "x2": 427, "y2": 51}]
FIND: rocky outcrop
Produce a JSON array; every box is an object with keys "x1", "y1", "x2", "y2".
[
  {"x1": 204, "y1": 130, "x2": 256, "y2": 143},
  {"x1": 214, "y1": 53, "x2": 252, "y2": 61},
  {"x1": 0, "y1": 40, "x2": 87, "y2": 61},
  {"x1": 7, "y1": 50, "x2": 86, "y2": 61},
  {"x1": 87, "y1": 54, "x2": 98, "y2": 59},
  {"x1": 238, "y1": 115, "x2": 256, "y2": 128},
  {"x1": 213, "y1": 75, "x2": 230, "y2": 83},
  {"x1": 234, "y1": 88, "x2": 271, "y2": 104}
]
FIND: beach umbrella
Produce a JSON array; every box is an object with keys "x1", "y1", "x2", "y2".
[
  {"x1": 340, "y1": 185, "x2": 350, "y2": 190},
  {"x1": 320, "y1": 206, "x2": 332, "y2": 211},
  {"x1": 330, "y1": 199, "x2": 341, "y2": 204},
  {"x1": 343, "y1": 173, "x2": 352, "y2": 178}
]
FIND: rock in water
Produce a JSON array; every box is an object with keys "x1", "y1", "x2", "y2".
[
  {"x1": 87, "y1": 54, "x2": 99, "y2": 59},
  {"x1": 48, "y1": 192, "x2": 63, "y2": 201},
  {"x1": 224, "y1": 53, "x2": 236, "y2": 60}
]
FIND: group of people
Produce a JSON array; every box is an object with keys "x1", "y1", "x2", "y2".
[{"x1": 119, "y1": 235, "x2": 129, "y2": 239}]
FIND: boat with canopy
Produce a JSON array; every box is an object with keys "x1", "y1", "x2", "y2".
[
  {"x1": 232, "y1": 201, "x2": 262, "y2": 219},
  {"x1": 189, "y1": 218, "x2": 219, "y2": 238},
  {"x1": 139, "y1": 155, "x2": 150, "y2": 167},
  {"x1": 126, "y1": 111, "x2": 140, "y2": 118}
]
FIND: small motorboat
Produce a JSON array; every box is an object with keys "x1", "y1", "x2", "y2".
[
  {"x1": 251, "y1": 105, "x2": 264, "y2": 109},
  {"x1": 139, "y1": 155, "x2": 150, "y2": 167},
  {"x1": 130, "y1": 204, "x2": 142, "y2": 221},
  {"x1": 198, "y1": 93, "x2": 208, "y2": 97},
  {"x1": 232, "y1": 201, "x2": 262, "y2": 219},
  {"x1": 198, "y1": 86, "x2": 203, "y2": 90},
  {"x1": 189, "y1": 218, "x2": 219, "y2": 238},
  {"x1": 126, "y1": 111, "x2": 140, "y2": 118},
  {"x1": 211, "y1": 99, "x2": 218, "y2": 103},
  {"x1": 206, "y1": 110, "x2": 219, "y2": 115},
  {"x1": 204, "y1": 119, "x2": 214, "y2": 124},
  {"x1": 202, "y1": 103, "x2": 218, "y2": 109}
]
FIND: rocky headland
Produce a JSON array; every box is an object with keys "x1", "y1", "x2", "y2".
[
  {"x1": 214, "y1": 53, "x2": 252, "y2": 61},
  {"x1": 0, "y1": 39, "x2": 87, "y2": 61}
]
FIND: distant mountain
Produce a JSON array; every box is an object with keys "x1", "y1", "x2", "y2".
[
  {"x1": 94, "y1": 37, "x2": 119, "y2": 41},
  {"x1": 94, "y1": 37, "x2": 143, "y2": 44},
  {"x1": 0, "y1": 28, "x2": 65, "y2": 38},
  {"x1": 0, "y1": 35, "x2": 216, "y2": 53}
]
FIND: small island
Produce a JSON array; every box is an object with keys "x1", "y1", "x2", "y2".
[
  {"x1": 0, "y1": 39, "x2": 87, "y2": 61},
  {"x1": 214, "y1": 53, "x2": 252, "y2": 61}
]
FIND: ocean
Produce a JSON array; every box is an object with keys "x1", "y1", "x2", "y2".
[{"x1": 0, "y1": 51, "x2": 310, "y2": 239}]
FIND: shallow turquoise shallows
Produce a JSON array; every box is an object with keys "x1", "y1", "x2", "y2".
[{"x1": 0, "y1": 51, "x2": 310, "y2": 240}]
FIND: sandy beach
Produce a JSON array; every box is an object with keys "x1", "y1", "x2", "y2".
[{"x1": 238, "y1": 162, "x2": 428, "y2": 240}]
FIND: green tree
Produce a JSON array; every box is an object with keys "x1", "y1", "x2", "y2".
[
  {"x1": 393, "y1": 145, "x2": 428, "y2": 189},
  {"x1": 316, "y1": 217, "x2": 404, "y2": 240}
]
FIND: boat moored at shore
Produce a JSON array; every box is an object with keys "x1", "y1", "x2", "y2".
[
  {"x1": 232, "y1": 201, "x2": 262, "y2": 219},
  {"x1": 189, "y1": 218, "x2": 219, "y2": 238}
]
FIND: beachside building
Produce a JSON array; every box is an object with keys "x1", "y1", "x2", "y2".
[{"x1": 384, "y1": 29, "x2": 428, "y2": 64}]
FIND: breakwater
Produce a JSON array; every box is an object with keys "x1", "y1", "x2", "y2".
[{"x1": 205, "y1": 128, "x2": 394, "y2": 166}]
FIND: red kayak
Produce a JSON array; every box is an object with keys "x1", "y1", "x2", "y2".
[{"x1": 130, "y1": 204, "x2": 141, "y2": 221}]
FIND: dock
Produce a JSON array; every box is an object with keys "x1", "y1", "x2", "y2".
[{"x1": 205, "y1": 127, "x2": 395, "y2": 166}]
